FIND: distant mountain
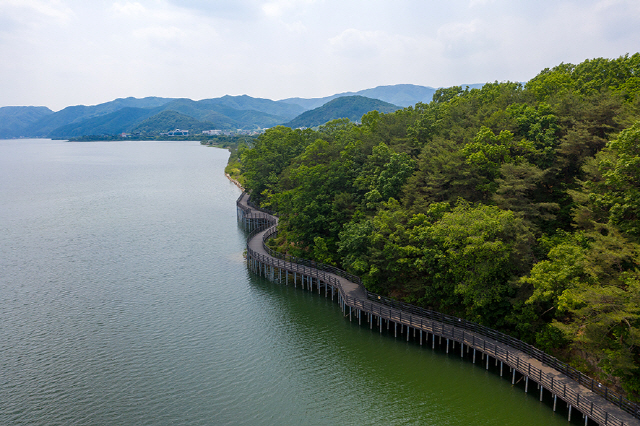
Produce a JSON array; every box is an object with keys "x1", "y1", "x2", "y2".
[
  {"x1": 1, "y1": 84, "x2": 489, "y2": 139},
  {"x1": 24, "y1": 97, "x2": 176, "y2": 137},
  {"x1": 198, "y1": 95, "x2": 304, "y2": 120},
  {"x1": 0, "y1": 106, "x2": 53, "y2": 138},
  {"x1": 48, "y1": 107, "x2": 157, "y2": 138},
  {"x1": 156, "y1": 98, "x2": 287, "y2": 129},
  {"x1": 17, "y1": 95, "x2": 301, "y2": 138},
  {"x1": 280, "y1": 83, "x2": 487, "y2": 110},
  {"x1": 129, "y1": 110, "x2": 217, "y2": 134},
  {"x1": 285, "y1": 96, "x2": 401, "y2": 129}
]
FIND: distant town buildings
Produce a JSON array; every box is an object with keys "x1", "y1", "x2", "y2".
[
  {"x1": 162, "y1": 129, "x2": 189, "y2": 136},
  {"x1": 202, "y1": 129, "x2": 267, "y2": 136},
  {"x1": 202, "y1": 129, "x2": 223, "y2": 136}
]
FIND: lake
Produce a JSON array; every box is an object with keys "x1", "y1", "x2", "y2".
[{"x1": 0, "y1": 139, "x2": 572, "y2": 425}]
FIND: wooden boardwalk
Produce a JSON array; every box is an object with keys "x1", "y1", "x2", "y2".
[{"x1": 237, "y1": 192, "x2": 640, "y2": 426}]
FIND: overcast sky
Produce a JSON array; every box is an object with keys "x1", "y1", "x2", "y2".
[{"x1": 1, "y1": 0, "x2": 639, "y2": 111}]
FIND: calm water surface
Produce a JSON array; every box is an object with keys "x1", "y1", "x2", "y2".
[{"x1": 1, "y1": 139, "x2": 571, "y2": 425}]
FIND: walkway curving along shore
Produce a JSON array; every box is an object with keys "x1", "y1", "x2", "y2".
[{"x1": 237, "y1": 192, "x2": 640, "y2": 426}]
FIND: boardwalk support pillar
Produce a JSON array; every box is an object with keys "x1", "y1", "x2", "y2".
[{"x1": 238, "y1": 193, "x2": 633, "y2": 426}]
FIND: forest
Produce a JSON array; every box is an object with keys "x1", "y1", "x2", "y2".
[{"x1": 233, "y1": 54, "x2": 640, "y2": 399}]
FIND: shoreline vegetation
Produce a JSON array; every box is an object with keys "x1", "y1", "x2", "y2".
[{"x1": 228, "y1": 54, "x2": 640, "y2": 400}]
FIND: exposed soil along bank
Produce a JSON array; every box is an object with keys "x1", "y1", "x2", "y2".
[{"x1": 225, "y1": 173, "x2": 244, "y2": 190}]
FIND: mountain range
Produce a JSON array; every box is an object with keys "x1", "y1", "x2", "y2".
[
  {"x1": 0, "y1": 83, "x2": 485, "y2": 139},
  {"x1": 284, "y1": 96, "x2": 401, "y2": 128}
]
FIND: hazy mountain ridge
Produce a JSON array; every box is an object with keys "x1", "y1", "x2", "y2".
[
  {"x1": 285, "y1": 96, "x2": 401, "y2": 128},
  {"x1": 48, "y1": 107, "x2": 159, "y2": 138},
  {"x1": 129, "y1": 110, "x2": 219, "y2": 134},
  {"x1": 0, "y1": 106, "x2": 53, "y2": 138},
  {"x1": 280, "y1": 83, "x2": 486, "y2": 110},
  {"x1": 21, "y1": 97, "x2": 176, "y2": 137},
  {"x1": 0, "y1": 84, "x2": 486, "y2": 138}
]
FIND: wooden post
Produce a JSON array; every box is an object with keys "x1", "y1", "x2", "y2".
[
  {"x1": 525, "y1": 376, "x2": 529, "y2": 393},
  {"x1": 512, "y1": 368, "x2": 516, "y2": 385},
  {"x1": 553, "y1": 394, "x2": 557, "y2": 411}
]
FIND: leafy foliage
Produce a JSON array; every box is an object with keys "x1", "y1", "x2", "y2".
[{"x1": 237, "y1": 54, "x2": 640, "y2": 398}]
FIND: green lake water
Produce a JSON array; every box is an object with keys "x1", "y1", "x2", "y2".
[{"x1": 0, "y1": 139, "x2": 575, "y2": 425}]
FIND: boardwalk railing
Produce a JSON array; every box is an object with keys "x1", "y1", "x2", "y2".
[
  {"x1": 237, "y1": 192, "x2": 639, "y2": 426},
  {"x1": 367, "y1": 293, "x2": 639, "y2": 416}
]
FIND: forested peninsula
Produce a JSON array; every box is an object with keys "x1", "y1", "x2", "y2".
[{"x1": 231, "y1": 54, "x2": 640, "y2": 399}]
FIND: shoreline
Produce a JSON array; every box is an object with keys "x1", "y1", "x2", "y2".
[{"x1": 225, "y1": 173, "x2": 244, "y2": 191}]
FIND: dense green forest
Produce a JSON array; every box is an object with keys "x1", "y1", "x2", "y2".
[{"x1": 235, "y1": 54, "x2": 640, "y2": 398}]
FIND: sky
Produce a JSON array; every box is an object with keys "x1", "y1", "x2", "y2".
[{"x1": 1, "y1": 0, "x2": 639, "y2": 111}]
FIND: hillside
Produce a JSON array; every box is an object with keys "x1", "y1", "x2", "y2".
[
  {"x1": 129, "y1": 110, "x2": 217, "y2": 134},
  {"x1": 280, "y1": 83, "x2": 485, "y2": 110},
  {"x1": 15, "y1": 95, "x2": 302, "y2": 138},
  {"x1": 284, "y1": 96, "x2": 401, "y2": 128},
  {"x1": 23, "y1": 97, "x2": 175, "y2": 137},
  {"x1": 238, "y1": 54, "x2": 640, "y2": 399},
  {"x1": 198, "y1": 95, "x2": 304, "y2": 119},
  {"x1": 2, "y1": 84, "x2": 484, "y2": 139},
  {"x1": 0, "y1": 106, "x2": 53, "y2": 138},
  {"x1": 48, "y1": 107, "x2": 157, "y2": 138}
]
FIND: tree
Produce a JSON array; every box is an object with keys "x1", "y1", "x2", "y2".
[
  {"x1": 585, "y1": 122, "x2": 640, "y2": 238},
  {"x1": 240, "y1": 126, "x2": 314, "y2": 205}
]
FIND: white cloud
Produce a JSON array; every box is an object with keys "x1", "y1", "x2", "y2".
[
  {"x1": 468, "y1": 0, "x2": 495, "y2": 7},
  {"x1": 436, "y1": 20, "x2": 493, "y2": 58},
  {"x1": 328, "y1": 29, "x2": 385, "y2": 58},
  {"x1": 0, "y1": 0, "x2": 639, "y2": 109},
  {"x1": 0, "y1": 0, "x2": 74, "y2": 26},
  {"x1": 112, "y1": 1, "x2": 146, "y2": 17},
  {"x1": 262, "y1": 0, "x2": 317, "y2": 18}
]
